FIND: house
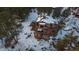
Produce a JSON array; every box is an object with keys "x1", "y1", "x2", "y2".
[{"x1": 31, "y1": 15, "x2": 59, "y2": 41}]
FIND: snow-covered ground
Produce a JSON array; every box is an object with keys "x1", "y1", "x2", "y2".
[{"x1": 56, "y1": 15, "x2": 79, "y2": 39}]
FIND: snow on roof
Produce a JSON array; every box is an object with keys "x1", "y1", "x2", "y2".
[{"x1": 36, "y1": 16, "x2": 58, "y2": 24}]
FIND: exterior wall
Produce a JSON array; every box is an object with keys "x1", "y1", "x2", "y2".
[{"x1": 31, "y1": 22, "x2": 58, "y2": 40}]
